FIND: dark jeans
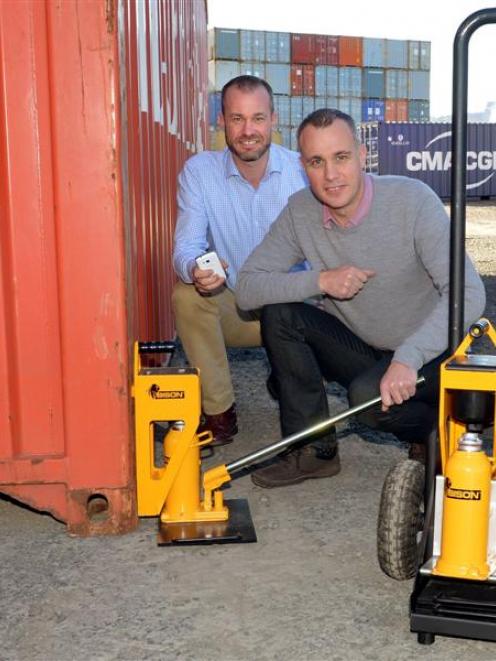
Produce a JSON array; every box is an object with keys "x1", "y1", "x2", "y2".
[{"x1": 261, "y1": 303, "x2": 447, "y2": 452}]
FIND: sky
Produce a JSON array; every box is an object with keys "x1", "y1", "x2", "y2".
[{"x1": 207, "y1": 0, "x2": 496, "y2": 118}]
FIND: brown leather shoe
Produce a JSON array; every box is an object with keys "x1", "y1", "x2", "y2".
[
  {"x1": 251, "y1": 445, "x2": 341, "y2": 488},
  {"x1": 198, "y1": 403, "x2": 238, "y2": 447}
]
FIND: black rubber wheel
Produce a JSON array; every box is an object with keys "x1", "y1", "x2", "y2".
[
  {"x1": 417, "y1": 632, "x2": 435, "y2": 645},
  {"x1": 377, "y1": 459, "x2": 425, "y2": 580}
]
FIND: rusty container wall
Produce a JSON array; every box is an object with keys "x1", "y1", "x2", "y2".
[
  {"x1": 120, "y1": 0, "x2": 208, "y2": 343},
  {"x1": 0, "y1": 0, "x2": 133, "y2": 535},
  {"x1": 302, "y1": 65, "x2": 315, "y2": 96},
  {"x1": 291, "y1": 65, "x2": 304, "y2": 96},
  {"x1": 0, "y1": 0, "x2": 207, "y2": 534}
]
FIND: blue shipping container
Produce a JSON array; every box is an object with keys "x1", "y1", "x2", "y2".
[
  {"x1": 386, "y1": 69, "x2": 408, "y2": 99},
  {"x1": 363, "y1": 38, "x2": 386, "y2": 67},
  {"x1": 265, "y1": 32, "x2": 290, "y2": 63},
  {"x1": 208, "y1": 92, "x2": 222, "y2": 126},
  {"x1": 409, "y1": 70, "x2": 430, "y2": 100},
  {"x1": 208, "y1": 28, "x2": 240, "y2": 60},
  {"x1": 273, "y1": 95, "x2": 290, "y2": 126},
  {"x1": 386, "y1": 39, "x2": 408, "y2": 68},
  {"x1": 362, "y1": 99, "x2": 385, "y2": 122},
  {"x1": 362, "y1": 68, "x2": 385, "y2": 98},
  {"x1": 374, "y1": 122, "x2": 496, "y2": 198},
  {"x1": 338, "y1": 67, "x2": 361, "y2": 97},
  {"x1": 315, "y1": 66, "x2": 327, "y2": 96},
  {"x1": 240, "y1": 61, "x2": 265, "y2": 79},
  {"x1": 265, "y1": 63, "x2": 291, "y2": 95},
  {"x1": 290, "y1": 96, "x2": 304, "y2": 125}
]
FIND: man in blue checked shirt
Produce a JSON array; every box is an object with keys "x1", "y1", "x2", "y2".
[{"x1": 172, "y1": 75, "x2": 307, "y2": 446}]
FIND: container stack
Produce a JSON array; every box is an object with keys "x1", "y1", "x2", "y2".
[{"x1": 208, "y1": 28, "x2": 430, "y2": 151}]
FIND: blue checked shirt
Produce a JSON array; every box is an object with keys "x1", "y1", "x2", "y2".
[{"x1": 173, "y1": 144, "x2": 307, "y2": 289}]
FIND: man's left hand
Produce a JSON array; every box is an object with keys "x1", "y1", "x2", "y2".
[{"x1": 380, "y1": 361, "x2": 418, "y2": 412}]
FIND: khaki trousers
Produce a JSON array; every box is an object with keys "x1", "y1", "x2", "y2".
[{"x1": 172, "y1": 281, "x2": 261, "y2": 415}]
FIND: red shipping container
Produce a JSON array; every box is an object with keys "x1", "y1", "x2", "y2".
[
  {"x1": 291, "y1": 65, "x2": 304, "y2": 95},
  {"x1": 315, "y1": 35, "x2": 327, "y2": 65},
  {"x1": 291, "y1": 33, "x2": 315, "y2": 64},
  {"x1": 303, "y1": 65, "x2": 315, "y2": 96},
  {"x1": 0, "y1": 0, "x2": 207, "y2": 535},
  {"x1": 326, "y1": 36, "x2": 339, "y2": 65},
  {"x1": 338, "y1": 36, "x2": 363, "y2": 67}
]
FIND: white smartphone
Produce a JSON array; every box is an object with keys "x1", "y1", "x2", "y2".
[{"x1": 195, "y1": 251, "x2": 226, "y2": 279}]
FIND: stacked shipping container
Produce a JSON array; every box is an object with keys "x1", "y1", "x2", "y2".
[{"x1": 208, "y1": 29, "x2": 430, "y2": 150}]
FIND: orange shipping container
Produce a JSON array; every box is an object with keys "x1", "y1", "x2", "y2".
[
  {"x1": 338, "y1": 36, "x2": 363, "y2": 67},
  {"x1": 0, "y1": 0, "x2": 207, "y2": 534},
  {"x1": 385, "y1": 99, "x2": 409, "y2": 121}
]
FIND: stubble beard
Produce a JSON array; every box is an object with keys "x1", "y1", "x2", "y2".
[{"x1": 226, "y1": 135, "x2": 271, "y2": 163}]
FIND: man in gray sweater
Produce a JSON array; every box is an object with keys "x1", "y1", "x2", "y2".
[{"x1": 236, "y1": 108, "x2": 486, "y2": 489}]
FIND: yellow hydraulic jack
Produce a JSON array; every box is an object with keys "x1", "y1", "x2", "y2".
[
  {"x1": 410, "y1": 319, "x2": 496, "y2": 643},
  {"x1": 133, "y1": 341, "x2": 256, "y2": 545},
  {"x1": 133, "y1": 341, "x2": 424, "y2": 545}
]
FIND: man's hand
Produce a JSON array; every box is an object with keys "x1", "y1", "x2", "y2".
[
  {"x1": 318, "y1": 266, "x2": 376, "y2": 300},
  {"x1": 380, "y1": 361, "x2": 418, "y2": 412},
  {"x1": 193, "y1": 258, "x2": 228, "y2": 294}
]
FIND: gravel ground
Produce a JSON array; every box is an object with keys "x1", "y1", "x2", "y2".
[{"x1": 0, "y1": 202, "x2": 494, "y2": 661}]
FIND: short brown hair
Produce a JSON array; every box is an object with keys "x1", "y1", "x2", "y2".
[
  {"x1": 297, "y1": 108, "x2": 359, "y2": 145},
  {"x1": 221, "y1": 75, "x2": 274, "y2": 114}
]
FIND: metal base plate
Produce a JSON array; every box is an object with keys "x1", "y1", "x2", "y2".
[
  {"x1": 157, "y1": 498, "x2": 257, "y2": 546},
  {"x1": 411, "y1": 574, "x2": 496, "y2": 643}
]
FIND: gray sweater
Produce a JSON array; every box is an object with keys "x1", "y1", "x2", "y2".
[{"x1": 236, "y1": 176, "x2": 486, "y2": 370}]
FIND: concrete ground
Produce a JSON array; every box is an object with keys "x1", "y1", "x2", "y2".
[{"x1": 1, "y1": 215, "x2": 495, "y2": 661}]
